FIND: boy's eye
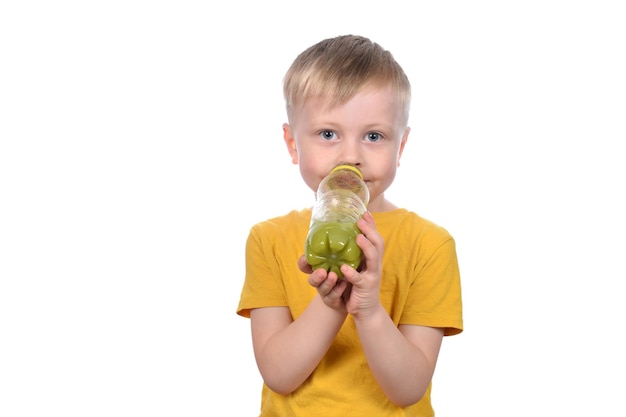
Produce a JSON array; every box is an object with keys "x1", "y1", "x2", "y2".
[
  {"x1": 366, "y1": 132, "x2": 382, "y2": 142},
  {"x1": 320, "y1": 130, "x2": 336, "y2": 140}
]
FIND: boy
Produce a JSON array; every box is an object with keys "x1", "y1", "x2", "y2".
[{"x1": 237, "y1": 34, "x2": 463, "y2": 416}]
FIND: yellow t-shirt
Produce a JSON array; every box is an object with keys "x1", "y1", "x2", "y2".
[{"x1": 237, "y1": 208, "x2": 463, "y2": 417}]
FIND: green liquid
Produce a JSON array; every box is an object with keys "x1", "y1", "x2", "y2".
[{"x1": 304, "y1": 220, "x2": 362, "y2": 279}]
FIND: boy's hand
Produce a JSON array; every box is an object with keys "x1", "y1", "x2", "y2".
[
  {"x1": 339, "y1": 212, "x2": 384, "y2": 319},
  {"x1": 298, "y1": 255, "x2": 349, "y2": 312}
]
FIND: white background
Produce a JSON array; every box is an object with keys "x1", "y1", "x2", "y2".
[{"x1": 1, "y1": 1, "x2": 625, "y2": 416}]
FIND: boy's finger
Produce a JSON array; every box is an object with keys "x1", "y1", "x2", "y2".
[
  {"x1": 308, "y1": 268, "x2": 327, "y2": 287},
  {"x1": 298, "y1": 254, "x2": 313, "y2": 273}
]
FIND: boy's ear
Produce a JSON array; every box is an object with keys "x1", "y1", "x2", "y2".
[
  {"x1": 397, "y1": 127, "x2": 410, "y2": 167},
  {"x1": 283, "y1": 123, "x2": 298, "y2": 164}
]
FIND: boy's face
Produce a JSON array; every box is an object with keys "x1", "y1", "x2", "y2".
[{"x1": 283, "y1": 85, "x2": 409, "y2": 212}]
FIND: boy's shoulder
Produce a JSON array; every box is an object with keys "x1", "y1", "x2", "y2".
[
  {"x1": 256, "y1": 208, "x2": 311, "y2": 225},
  {"x1": 246, "y1": 209, "x2": 312, "y2": 246},
  {"x1": 372, "y1": 208, "x2": 454, "y2": 240},
  {"x1": 249, "y1": 209, "x2": 311, "y2": 234}
]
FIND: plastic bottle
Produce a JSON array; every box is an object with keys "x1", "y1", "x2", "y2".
[{"x1": 304, "y1": 164, "x2": 370, "y2": 278}]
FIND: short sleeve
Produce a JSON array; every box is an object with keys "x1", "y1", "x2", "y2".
[
  {"x1": 236, "y1": 223, "x2": 288, "y2": 318},
  {"x1": 401, "y1": 236, "x2": 463, "y2": 336}
]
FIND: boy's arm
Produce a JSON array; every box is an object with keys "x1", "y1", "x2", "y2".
[
  {"x1": 354, "y1": 308, "x2": 444, "y2": 407},
  {"x1": 343, "y1": 212, "x2": 445, "y2": 407},
  {"x1": 250, "y1": 295, "x2": 347, "y2": 395}
]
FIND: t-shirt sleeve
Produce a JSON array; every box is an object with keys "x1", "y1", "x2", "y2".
[
  {"x1": 401, "y1": 236, "x2": 464, "y2": 336},
  {"x1": 236, "y1": 223, "x2": 288, "y2": 318}
]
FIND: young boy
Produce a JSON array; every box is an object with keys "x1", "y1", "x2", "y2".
[{"x1": 237, "y1": 34, "x2": 463, "y2": 416}]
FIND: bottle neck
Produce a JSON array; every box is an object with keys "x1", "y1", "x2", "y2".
[{"x1": 311, "y1": 189, "x2": 366, "y2": 223}]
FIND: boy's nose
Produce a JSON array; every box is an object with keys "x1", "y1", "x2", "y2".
[{"x1": 339, "y1": 139, "x2": 362, "y2": 166}]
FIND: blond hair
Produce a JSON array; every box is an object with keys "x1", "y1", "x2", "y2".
[{"x1": 283, "y1": 35, "x2": 411, "y2": 125}]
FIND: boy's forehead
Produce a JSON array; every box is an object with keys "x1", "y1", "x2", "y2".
[
  {"x1": 302, "y1": 83, "x2": 399, "y2": 110},
  {"x1": 290, "y1": 86, "x2": 407, "y2": 127}
]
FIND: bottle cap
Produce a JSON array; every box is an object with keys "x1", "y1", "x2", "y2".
[{"x1": 330, "y1": 164, "x2": 363, "y2": 179}]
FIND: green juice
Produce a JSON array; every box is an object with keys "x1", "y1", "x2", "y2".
[{"x1": 304, "y1": 220, "x2": 362, "y2": 279}]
